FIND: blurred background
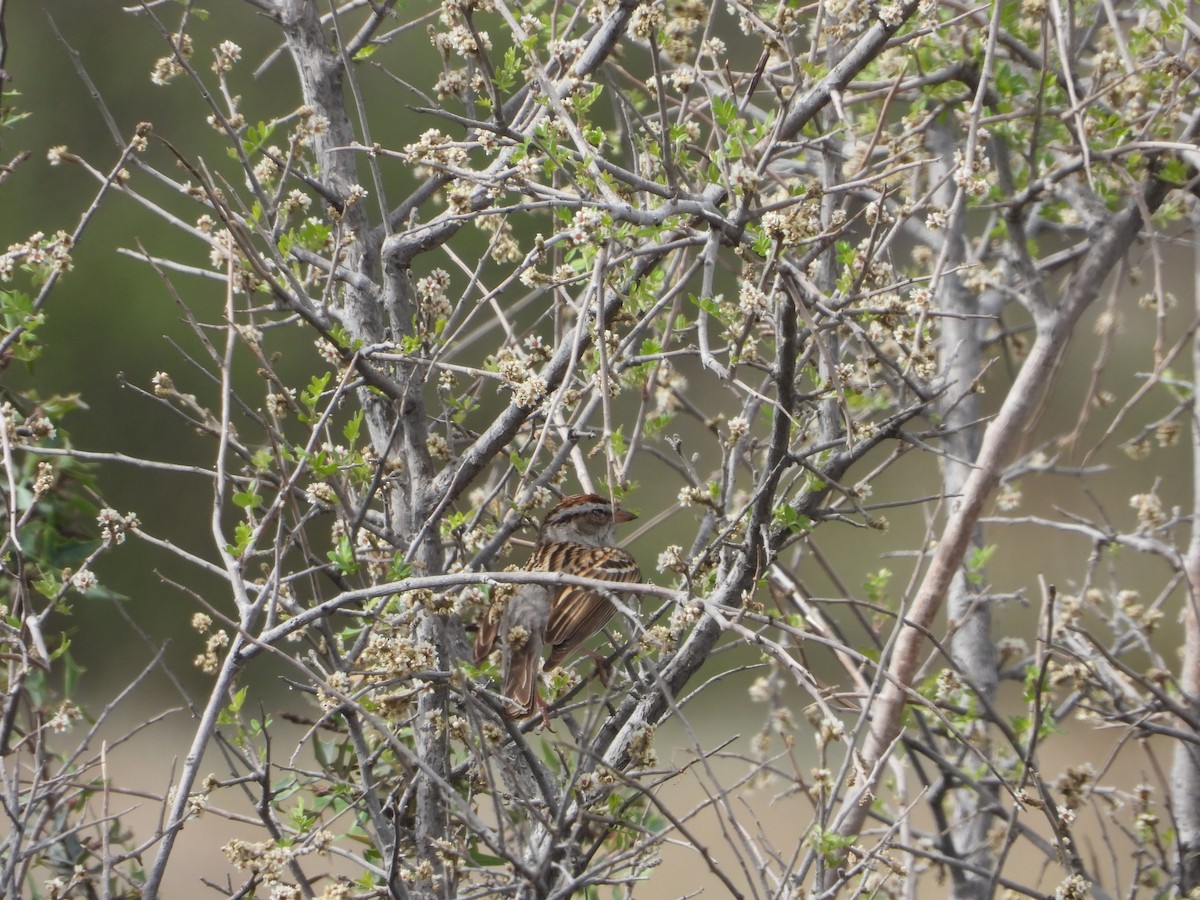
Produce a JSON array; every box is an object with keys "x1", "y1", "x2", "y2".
[{"x1": 3, "y1": 2, "x2": 1195, "y2": 894}]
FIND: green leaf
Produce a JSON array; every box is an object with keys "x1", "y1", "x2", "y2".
[
  {"x1": 34, "y1": 574, "x2": 63, "y2": 600},
  {"x1": 219, "y1": 687, "x2": 248, "y2": 725},
  {"x1": 233, "y1": 490, "x2": 262, "y2": 509},
  {"x1": 1156, "y1": 155, "x2": 1190, "y2": 186},
  {"x1": 750, "y1": 227, "x2": 773, "y2": 257},
  {"x1": 1, "y1": 289, "x2": 45, "y2": 362},
  {"x1": 306, "y1": 449, "x2": 338, "y2": 477},
  {"x1": 327, "y1": 534, "x2": 360, "y2": 576},
  {"x1": 809, "y1": 827, "x2": 856, "y2": 864},
  {"x1": 251, "y1": 448, "x2": 274, "y2": 473},
  {"x1": 773, "y1": 504, "x2": 813, "y2": 536},
  {"x1": 494, "y1": 45, "x2": 520, "y2": 92},
  {"x1": 610, "y1": 425, "x2": 627, "y2": 457},
  {"x1": 343, "y1": 410, "x2": 364, "y2": 445},
  {"x1": 573, "y1": 83, "x2": 604, "y2": 115},
  {"x1": 62, "y1": 644, "x2": 84, "y2": 697},
  {"x1": 299, "y1": 372, "x2": 332, "y2": 422},
  {"x1": 965, "y1": 544, "x2": 996, "y2": 585},
  {"x1": 469, "y1": 848, "x2": 507, "y2": 867},
  {"x1": 239, "y1": 120, "x2": 276, "y2": 157},
  {"x1": 864, "y1": 568, "x2": 892, "y2": 603},
  {"x1": 228, "y1": 520, "x2": 254, "y2": 557},
  {"x1": 229, "y1": 686, "x2": 247, "y2": 713},
  {"x1": 712, "y1": 95, "x2": 738, "y2": 130}
]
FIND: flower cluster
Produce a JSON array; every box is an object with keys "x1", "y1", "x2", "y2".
[
  {"x1": 212, "y1": 40, "x2": 241, "y2": 73},
  {"x1": 565, "y1": 206, "x2": 607, "y2": 246},
  {"x1": 952, "y1": 149, "x2": 993, "y2": 198},
  {"x1": 32, "y1": 462, "x2": 55, "y2": 497},
  {"x1": 98, "y1": 508, "x2": 139, "y2": 545},
  {"x1": 511, "y1": 374, "x2": 549, "y2": 408},
  {"x1": 737, "y1": 282, "x2": 771, "y2": 314},
  {"x1": 728, "y1": 160, "x2": 761, "y2": 195},
  {"x1": 194, "y1": 629, "x2": 230, "y2": 675},
  {"x1": 150, "y1": 32, "x2": 193, "y2": 85},
  {"x1": 1, "y1": 230, "x2": 74, "y2": 281},
  {"x1": 289, "y1": 105, "x2": 330, "y2": 148},
  {"x1": 280, "y1": 189, "x2": 313, "y2": 216},
  {"x1": 47, "y1": 700, "x2": 84, "y2": 734},
  {"x1": 627, "y1": 724, "x2": 658, "y2": 768},
  {"x1": 305, "y1": 482, "x2": 337, "y2": 510},
  {"x1": 1, "y1": 403, "x2": 55, "y2": 443},
  {"x1": 252, "y1": 152, "x2": 279, "y2": 184},
  {"x1": 476, "y1": 215, "x2": 522, "y2": 263},
  {"x1": 401, "y1": 128, "x2": 470, "y2": 176},
  {"x1": 1116, "y1": 590, "x2": 1164, "y2": 633},
  {"x1": 265, "y1": 390, "x2": 294, "y2": 419},
  {"x1": 432, "y1": 23, "x2": 491, "y2": 60},
  {"x1": 656, "y1": 544, "x2": 688, "y2": 574},
  {"x1": 493, "y1": 346, "x2": 547, "y2": 408},
  {"x1": 416, "y1": 268, "x2": 453, "y2": 322},
  {"x1": 661, "y1": 0, "x2": 708, "y2": 62},
  {"x1": 821, "y1": 0, "x2": 871, "y2": 37},
  {"x1": 222, "y1": 839, "x2": 292, "y2": 886},
  {"x1": 760, "y1": 194, "x2": 824, "y2": 247},
  {"x1": 629, "y1": 4, "x2": 663, "y2": 40},
  {"x1": 359, "y1": 631, "x2": 437, "y2": 683},
  {"x1": 205, "y1": 229, "x2": 263, "y2": 293},
  {"x1": 68, "y1": 571, "x2": 95, "y2": 600},
  {"x1": 1129, "y1": 490, "x2": 1167, "y2": 531}
]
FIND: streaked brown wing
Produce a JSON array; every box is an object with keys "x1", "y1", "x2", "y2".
[
  {"x1": 498, "y1": 583, "x2": 550, "y2": 718},
  {"x1": 501, "y1": 637, "x2": 541, "y2": 718},
  {"x1": 540, "y1": 544, "x2": 640, "y2": 671},
  {"x1": 471, "y1": 618, "x2": 498, "y2": 665}
]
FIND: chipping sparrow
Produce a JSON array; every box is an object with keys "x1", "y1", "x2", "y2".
[{"x1": 473, "y1": 494, "x2": 641, "y2": 719}]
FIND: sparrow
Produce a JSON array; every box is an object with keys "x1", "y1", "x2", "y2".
[{"x1": 473, "y1": 493, "x2": 640, "y2": 719}]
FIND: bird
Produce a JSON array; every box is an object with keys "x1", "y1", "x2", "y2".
[{"x1": 473, "y1": 493, "x2": 641, "y2": 720}]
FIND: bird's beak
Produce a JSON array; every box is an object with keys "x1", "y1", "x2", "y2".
[{"x1": 612, "y1": 507, "x2": 637, "y2": 523}]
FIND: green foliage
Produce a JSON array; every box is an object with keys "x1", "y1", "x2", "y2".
[
  {"x1": 1, "y1": 89, "x2": 30, "y2": 128},
  {"x1": 0, "y1": 290, "x2": 44, "y2": 363},
  {"x1": 235, "y1": 120, "x2": 276, "y2": 158},
  {"x1": 711, "y1": 95, "x2": 738, "y2": 131},
  {"x1": 965, "y1": 544, "x2": 995, "y2": 586},
  {"x1": 279, "y1": 218, "x2": 333, "y2": 256},
  {"x1": 343, "y1": 409, "x2": 364, "y2": 445},
  {"x1": 1155, "y1": 155, "x2": 1190, "y2": 187},
  {"x1": 298, "y1": 372, "x2": 332, "y2": 423},
  {"x1": 609, "y1": 425, "x2": 627, "y2": 457},
  {"x1": 327, "y1": 533, "x2": 360, "y2": 576},
  {"x1": 493, "y1": 45, "x2": 521, "y2": 92},
  {"x1": 809, "y1": 827, "x2": 856, "y2": 865},
  {"x1": 643, "y1": 410, "x2": 674, "y2": 437},
  {"x1": 232, "y1": 489, "x2": 262, "y2": 509},
  {"x1": 863, "y1": 568, "x2": 891, "y2": 604},
  {"x1": 228, "y1": 519, "x2": 255, "y2": 557},
  {"x1": 575, "y1": 80, "x2": 606, "y2": 116},
  {"x1": 218, "y1": 687, "x2": 248, "y2": 726},
  {"x1": 773, "y1": 504, "x2": 813, "y2": 536},
  {"x1": 386, "y1": 557, "x2": 413, "y2": 582}
]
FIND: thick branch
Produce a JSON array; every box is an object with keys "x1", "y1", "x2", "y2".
[{"x1": 833, "y1": 173, "x2": 1175, "y2": 847}]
